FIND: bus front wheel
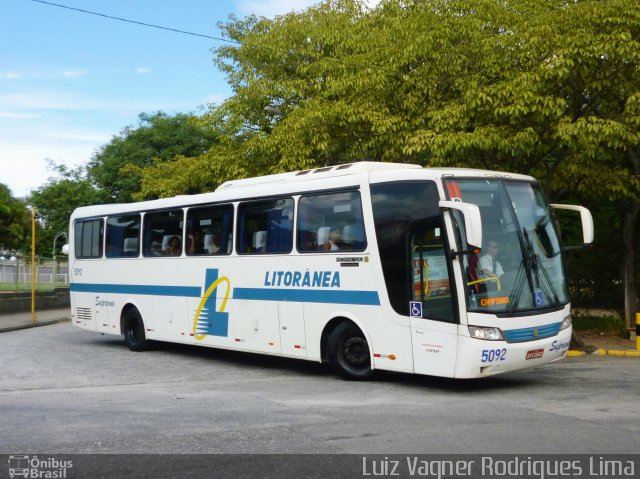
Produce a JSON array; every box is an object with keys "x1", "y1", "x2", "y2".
[
  {"x1": 328, "y1": 321, "x2": 374, "y2": 380},
  {"x1": 123, "y1": 308, "x2": 151, "y2": 352}
]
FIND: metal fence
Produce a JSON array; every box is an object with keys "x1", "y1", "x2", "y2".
[{"x1": 0, "y1": 256, "x2": 69, "y2": 292}]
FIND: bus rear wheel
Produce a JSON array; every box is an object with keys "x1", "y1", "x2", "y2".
[
  {"x1": 123, "y1": 308, "x2": 151, "y2": 352},
  {"x1": 328, "y1": 321, "x2": 374, "y2": 380}
]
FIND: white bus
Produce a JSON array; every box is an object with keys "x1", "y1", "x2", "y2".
[{"x1": 68, "y1": 162, "x2": 593, "y2": 379}]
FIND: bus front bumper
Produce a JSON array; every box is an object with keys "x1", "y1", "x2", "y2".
[{"x1": 454, "y1": 326, "x2": 572, "y2": 378}]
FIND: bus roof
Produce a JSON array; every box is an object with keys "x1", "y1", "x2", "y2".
[
  {"x1": 70, "y1": 162, "x2": 535, "y2": 220},
  {"x1": 216, "y1": 161, "x2": 421, "y2": 190}
]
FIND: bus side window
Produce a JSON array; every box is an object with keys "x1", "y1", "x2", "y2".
[
  {"x1": 74, "y1": 218, "x2": 104, "y2": 259},
  {"x1": 186, "y1": 204, "x2": 233, "y2": 256},
  {"x1": 106, "y1": 214, "x2": 141, "y2": 258},
  {"x1": 143, "y1": 209, "x2": 184, "y2": 257},
  {"x1": 237, "y1": 198, "x2": 293, "y2": 254},
  {"x1": 297, "y1": 191, "x2": 366, "y2": 253}
]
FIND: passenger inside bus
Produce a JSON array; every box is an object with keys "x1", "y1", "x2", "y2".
[
  {"x1": 187, "y1": 229, "x2": 205, "y2": 255},
  {"x1": 322, "y1": 227, "x2": 342, "y2": 251},
  {"x1": 165, "y1": 236, "x2": 181, "y2": 256},
  {"x1": 206, "y1": 232, "x2": 222, "y2": 254}
]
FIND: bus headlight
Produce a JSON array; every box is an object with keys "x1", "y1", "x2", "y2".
[
  {"x1": 468, "y1": 326, "x2": 504, "y2": 341},
  {"x1": 560, "y1": 314, "x2": 572, "y2": 330}
]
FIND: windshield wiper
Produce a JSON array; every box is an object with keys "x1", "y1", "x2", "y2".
[
  {"x1": 507, "y1": 259, "x2": 528, "y2": 314},
  {"x1": 523, "y1": 228, "x2": 560, "y2": 308},
  {"x1": 507, "y1": 228, "x2": 561, "y2": 314},
  {"x1": 507, "y1": 228, "x2": 536, "y2": 314}
]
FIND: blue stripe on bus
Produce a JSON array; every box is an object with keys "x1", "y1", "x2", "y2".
[
  {"x1": 502, "y1": 322, "x2": 562, "y2": 342},
  {"x1": 69, "y1": 283, "x2": 202, "y2": 297},
  {"x1": 70, "y1": 282, "x2": 380, "y2": 306},
  {"x1": 233, "y1": 287, "x2": 380, "y2": 305}
]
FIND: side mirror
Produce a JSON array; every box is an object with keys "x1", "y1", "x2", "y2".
[
  {"x1": 439, "y1": 200, "x2": 483, "y2": 250},
  {"x1": 61, "y1": 244, "x2": 70, "y2": 256},
  {"x1": 550, "y1": 204, "x2": 594, "y2": 249}
]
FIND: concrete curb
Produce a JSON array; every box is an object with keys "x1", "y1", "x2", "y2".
[
  {"x1": 0, "y1": 317, "x2": 71, "y2": 333},
  {"x1": 566, "y1": 350, "x2": 585, "y2": 357},
  {"x1": 568, "y1": 348, "x2": 640, "y2": 358}
]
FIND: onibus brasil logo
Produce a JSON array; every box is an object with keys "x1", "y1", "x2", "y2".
[
  {"x1": 192, "y1": 268, "x2": 231, "y2": 340},
  {"x1": 8, "y1": 455, "x2": 72, "y2": 478}
]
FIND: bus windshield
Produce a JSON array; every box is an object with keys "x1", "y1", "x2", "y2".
[{"x1": 445, "y1": 179, "x2": 568, "y2": 315}]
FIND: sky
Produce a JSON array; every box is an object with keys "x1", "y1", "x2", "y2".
[{"x1": 0, "y1": 0, "x2": 323, "y2": 198}]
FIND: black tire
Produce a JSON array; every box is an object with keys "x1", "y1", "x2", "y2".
[
  {"x1": 327, "y1": 321, "x2": 374, "y2": 380},
  {"x1": 123, "y1": 308, "x2": 151, "y2": 352}
]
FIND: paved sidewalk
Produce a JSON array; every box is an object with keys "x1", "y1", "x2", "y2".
[{"x1": 0, "y1": 308, "x2": 71, "y2": 333}]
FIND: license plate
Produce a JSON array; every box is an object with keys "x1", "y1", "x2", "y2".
[{"x1": 525, "y1": 349, "x2": 544, "y2": 360}]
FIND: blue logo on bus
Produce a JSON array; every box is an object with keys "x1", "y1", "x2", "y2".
[{"x1": 192, "y1": 269, "x2": 231, "y2": 340}]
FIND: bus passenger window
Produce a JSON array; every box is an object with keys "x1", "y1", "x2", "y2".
[
  {"x1": 186, "y1": 204, "x2": 233, "y2": 256},
  {"x1": 237, "y1": 198, "x2": 293, "y2": 254},
  {"x1": 297, "y1": 191, "x2": 366, "y2": 253},
  {"x1": 106, "y1": 214, "x2": 141, "y2": 258},
  {"x1": 74, "y1": 218, "x2": 104, "y2": 259},
  {"x1": 143, "y1": 209, "x2": 184, "y2": 257}
]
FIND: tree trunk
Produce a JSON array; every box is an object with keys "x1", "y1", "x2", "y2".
[{"x1": 621, "y1": 201, "x2": 639, "y2": 329}]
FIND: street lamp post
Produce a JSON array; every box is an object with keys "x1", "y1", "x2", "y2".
[
  {"x1": 10, "y1": 256, "x2": 17, "y2": 291},
  {"x1": 52, "y1": 232, "x2": 68, "y2": 286},
  {"x1": 29, "y1": 206, "x2": 36, "y2": 322}
]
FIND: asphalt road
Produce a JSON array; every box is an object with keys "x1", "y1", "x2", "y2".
[{"x1": 1, "y1": 323, "x2": 639, "y2": 456}]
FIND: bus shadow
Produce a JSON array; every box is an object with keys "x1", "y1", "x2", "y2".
[
  {"x1": 91, "y1": 336, "x2": 543, "y2": 390},
  {"x1": 375, "y1": 369, "x2": 540, "y2": 393},
  {"x1": 133, "y1": 337, "x2": 330, "y2": 378}
]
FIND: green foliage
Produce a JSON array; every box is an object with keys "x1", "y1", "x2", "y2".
[
  {"x1": 26, "y1": 0, "x2": 640, "y2": 315},
  {"x1": 128, "y1": 0, "x2": 640, "y2": 317},
  {"x1": 572, "y1": 313, "x2": 626, "y2": 336},
  {"x1": 133, "y1": 0, "x2": 640, "y2": 202},
  {"x1": 0, "y1": 183, "x2": 29, "y2": 253},
  {"x1": 28, "y1": 161, "x2": 104, "y2": 256},
  {"x1": 130, "y1": 107, "x2": 251, "y2": 199},
  {"x1": 90, "y1": 112, "x2": 220, "y2": 203},
  {"x1": 564, "y1": 201, "x2": 625, "y2": 309},
  {"x1": 26, "y1": 112, "x2": 220, "y2": 254}
]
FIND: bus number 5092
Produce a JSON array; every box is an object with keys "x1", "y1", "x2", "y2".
[{"x1": 481, "y1": 348, "x2": 507, "y2": 363}]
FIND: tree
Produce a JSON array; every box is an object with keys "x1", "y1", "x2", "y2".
[
  {"x1": 417, "y1": 0, "x2": 640, "y2": 325},
  {"x1": 0, "y1": 183, "x2": 30, "y2": 254},
  {"x1": 25, "y1": 112, "x2": 220, "y2": 255},
  {"x1": 89, "y1": 112, "x2": 221, "y2": 203},
  {"x1": 133, "y1": 0, "x2": 640, "y2": 323},
  {"x1": 134, "y1": 0, "x2": 543, "y2": 193},
  {"x1": 130, "y1": 107, "x2": 252, "y2": 199},
  {"x1": 28, "y1": 161, "x2": 103, "y2": 256}
]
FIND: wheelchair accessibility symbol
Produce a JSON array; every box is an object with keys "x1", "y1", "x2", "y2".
[
  {"x1": 410, "y1": 301, "x2": 422, "y2": 318},
  {"x1": 534, "y1": 289, "x2": 544, "y2": 307}
]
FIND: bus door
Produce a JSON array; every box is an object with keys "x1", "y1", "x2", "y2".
[{"x1": 408, "y1": 222, "x2": 458, "y2": 377}]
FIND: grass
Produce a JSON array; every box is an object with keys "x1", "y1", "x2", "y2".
[
  {"x1": 0, "y1": 282, "x2": 69, "y2": 293},
  {"x1": 572, "y1": 313, "x2": 627, "y2": 336}
]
